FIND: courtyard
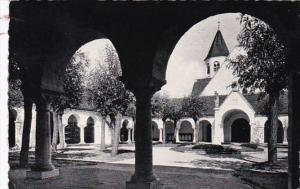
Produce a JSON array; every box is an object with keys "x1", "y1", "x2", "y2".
[{"x1": 9, "y1": 143, "x2": 288, "y2": 189}]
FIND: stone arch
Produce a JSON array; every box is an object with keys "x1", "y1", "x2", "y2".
[
  {"x1": 179, "y1": 120, "x2": 194, "y2": 142},
  {"x1": 223, "y1": 109, "x2": 251, "y2": 143},
  {"x1": 264, "y1": 119, "x2": 284, "y2": 143},
  {"x1": 120, "y1": 119, "x2": 129, "y2": 142},
  {"x1": 199, "y1": 120, "x2": 212, "y2": 142},
  {"x1": 9, "y1": 109, "x2": 17, "y2": 148},
  {"x1": 152, "y1": 10, "x2": 290, "y2": 86},
  {"x1": 65, "y1": 114, "x2": 80, "y2": 144},
  {"x1": 84, "y1": 116, "x2": 95, "y2": 143},
  {"x1": 165, "y1": 120, "x2": 175, "y2": 143},
  {"x1": 151, "y1": 121, "x2": 160, "y2": 141}
]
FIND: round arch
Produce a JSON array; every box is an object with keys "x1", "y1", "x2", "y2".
[
  {"x1": 84, "y1": 116, "x2": 95, "y2": 143},
  {"x1": 120, "y1": 119, "x2": 129, "y2": 142},
  {"x1": 264, "y1": 119, "x2": 284, "y2": 143},
  {"x1": 179, "y1": 120, "x2": 194, "y2": 142},
  {"x1": 151, "y1": 121, "x2": 160, "y2": 141},
  {"x1": 165, "y1": 120, "x2": 175, "y2": 143},
  {"x1": 198, "y1": 120, "x2": 212, "y2": 142},
  {"x1": 65, "y1": 114, "x2": 81, "y2": 144},
  {"x1": 152, "y1": 10, "x2": 290, "y2": 86},
  {"x1": 222, "y1": 109, "x2": 251, "y2": 143}
]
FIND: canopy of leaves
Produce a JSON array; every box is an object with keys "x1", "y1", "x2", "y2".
[
  {"x1": 8, "y1": 79, "x2": 23, "y2": 109},
  {"x1": 88, "y1": 44, "x2": 135, "y2": 119},
  {"x1": 151, "y1": 93, "x2": 169, "y2": 119},
  {"x1": 162, "y1": 98, "x2": 183, "y2": 122},
  {"x1": 228, "y1": 15, "x2": 288, "y2": 94},
  {"x1": 52, "y1": 51, "x2": 87, "y2": 112},
  {"x1": 181, "y1": 96, "x2": 207, "y2": 121}
]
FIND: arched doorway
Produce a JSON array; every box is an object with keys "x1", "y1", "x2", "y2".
[
  {"x1": 65, "y1": 115, "x2": 80, "y2": 144},
  {"x1": 199, "y1": 120, "x2": 212, "y2": 142},
  {"x1": 165, "y1": 121, "x2": 175, "y2": 143},
  {"x1": 9, "y1": 109, "x2": 17, "y2": 148},
  {"x1": 223, "y1": 110, "x2": 251, "y2": 143},
  {"x1": 84, "y1": 117, "x2": 95, "y2": 143},
  {"x1": 179, "y1": 120, "x2": 194, "y2": 142},
  {"x1": 120, "y1": 120, "x2": 129, "y2": 142},
  {"x1": 264, "y1": 119, "x2": 284, "y2": 143},
  {"x1": 231, "y1": 118, "x2": 250, "y2": 143},
  {"x1": 152, "y1": 121, "x2": 160, "y2": 141}
]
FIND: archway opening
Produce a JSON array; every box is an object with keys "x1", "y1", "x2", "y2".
[
  {"x1": 65, "y1": 115, "x2": 80, "y2": 144},
  {"x1": 120, "y1": 120, "x2": 129, "y2": 142},
  {"x1": 264, "y1": 120, "x2": 284, "y2": 143},
  {"x1": 199, "y1": 120, "x2": 212, "y2": 142},
  {"x1": 9, "y1": 109, "x2": 17, "y2": 148},
  {"x1": 231, "y1": 118, "x2": 250, "y2": 143},
  {"x1": 223, "y1": 110, "x2": 250, "y2": 143},
  {"x1": 179, "y1": 120, "x2": 193, "y2": 142},
  {"x1": 152, "y1": 121, "x2": 160, "y2": 141},
  {"x1": 84, "y1": 117, "x2": 95, "y2": 143},
  {"x1": 165, "y1": 121, "x2": 175, "y2": 143}
]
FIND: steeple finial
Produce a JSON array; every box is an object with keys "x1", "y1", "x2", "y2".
[{"x1": 217, "y1": 18, "x2": 220, "y2": 30}]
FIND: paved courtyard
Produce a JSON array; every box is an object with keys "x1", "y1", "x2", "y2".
[{"x1": 9, "y1": 144, "x2": 288, "y2": 189}]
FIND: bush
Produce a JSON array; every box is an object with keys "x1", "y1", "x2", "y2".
[
  {"x1": 192, "y1": 144, "x2": 240, "y2": 154},
  {"x1": 241, "y1": 143, "x2": 258, "y2": 149}
]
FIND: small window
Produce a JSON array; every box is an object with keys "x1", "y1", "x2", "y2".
[
  {"x1": 207, "y1": 63, "x2": 210, "y2": 75},
  {"x1": 214, "y1": 61, "x2": 220, "y2": 72}
]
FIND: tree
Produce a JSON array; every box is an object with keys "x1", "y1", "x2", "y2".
[
  {"x1": 181, "y1": 96, "x2": 207, "y2": 122},
  {"x1": 162, "y1": 98, "x2": 184, "y2": 142},
  {"x1": 89, "y1": 44, "x2": 135, "y2": 156},
  {"x1": 50, "y1": 50, "x2": 87, "y2": 152},
  {"x1": 228, "y1": 15, "x2": 287, "y2": 163}
]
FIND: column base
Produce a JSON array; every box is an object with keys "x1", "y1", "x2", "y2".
[
  {"x1": 126, "y1": 179, "x2": 163, "y2": 189},
  {"x1": 26, "y1": 168, "x2": 59, "y2": 179}
]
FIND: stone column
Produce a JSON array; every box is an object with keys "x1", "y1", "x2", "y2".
[
  {"x1": 159, "y1": 128, "x2": 163, "y2": 142},
  {"x1": 132, "y1": 125, "x2": 135, "y2": 142},
  {"x1": 162, "y1": 121, "x2": 166, "y2": 144},
  {"x1": 288, "y1": 72, "x2": 300, "y2": 189},
  {"x1": 126, "y1": 91, "x2": 161, "y2": 189},
  {"x1": 80, "y1": 126, "x2": 84, "y2": 144},
  {"x1": 175, "y1": 126, "x2": 180, "y2": 143},
  {"x1": 58, "y1": 113, "x2": 66, "y2": 149},
  {"x1": 27, "y1": 93, "x2": 59, "y2": 179},
  {"x1": 127, "y1": 129, "x2": 132, "y2": 143},
  {"x1": 193, "y1": 127, "x2": 198, "y2": 143}
]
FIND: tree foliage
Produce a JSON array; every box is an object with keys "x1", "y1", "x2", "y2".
[
  {"x1": 181, "y1": 96, "x2": 207, "y2": 122},
  {"x1": 52, "y1": 51, "x2": 88, "y2": 112},
  {"x1": 151, "y1": 93, "x2": 169, "y2": 119},
  {"x1": 229, "y1": 15, "x2": 287, "y2": 94},
  {"x1": 89, "y1": 44, "x2": 135, "y2": 119}
]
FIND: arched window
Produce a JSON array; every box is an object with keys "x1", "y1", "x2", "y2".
[
  {"x1": 213, "y1": 61, "x2": 220, "y2": 72},
  {"x1": 207, "y1": 63, "x2": 210, "y2": 75}
]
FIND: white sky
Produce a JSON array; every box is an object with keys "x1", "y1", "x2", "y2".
[{"x1": 77, "y1": 13, "x2": 242, "y2": 98}]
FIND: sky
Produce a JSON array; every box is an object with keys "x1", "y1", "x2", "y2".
[{"x1": 76, "y1": 13, "x2": 242, "y2": 98}]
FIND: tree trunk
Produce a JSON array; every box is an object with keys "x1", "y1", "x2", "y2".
[
  {"x1": 100, "y1": 117, "x2": 106, "y2": 150},
  {"x1": 111, "y1": 113, "x2": 122, "y2": 156},
  {"x1": 51, "y1": 111, "x2": 59, "y2": 152},
  {"x1": 268, "y1": 92, "x2": 280, "y2": 164},
  {"x1": 19, "y1": 97, "x2": 33, "y2": 168}
]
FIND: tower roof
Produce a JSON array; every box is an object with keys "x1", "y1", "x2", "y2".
[{"x1": 204, "y1": 30, "x2": 229, "y2": 61}]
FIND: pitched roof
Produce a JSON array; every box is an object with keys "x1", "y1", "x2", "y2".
[
  {"x1": 204, "y1": 30, "x2": 229, "y2": 61},
  {"x1": 191, "y1": 78, "x2": 212, "y2": 97}
]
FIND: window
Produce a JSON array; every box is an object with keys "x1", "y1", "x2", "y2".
[
  {"x1": 207, "y1": 63, "x2": 210, "y2": 75},
  {"x1": 214, "y1": 61, "x2": 220, "y2": 72}
]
